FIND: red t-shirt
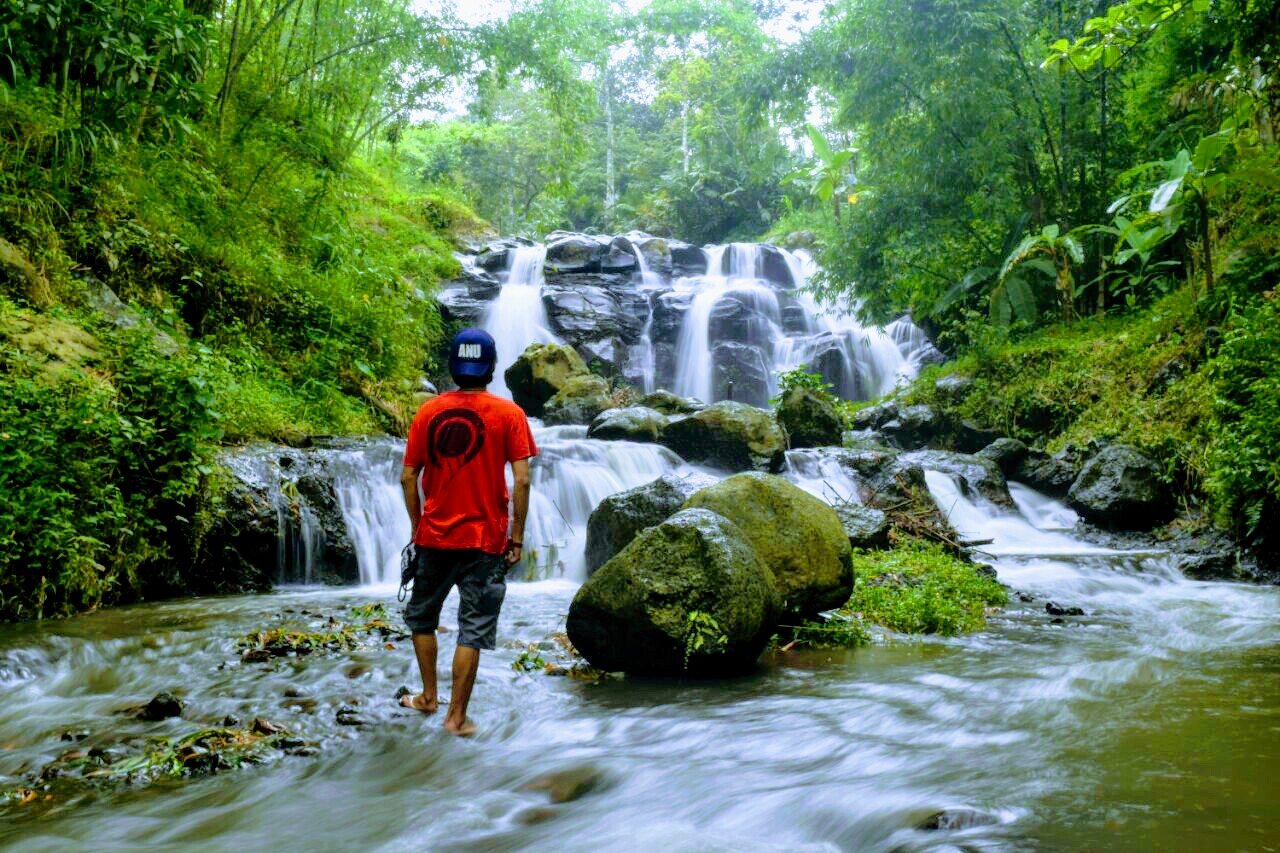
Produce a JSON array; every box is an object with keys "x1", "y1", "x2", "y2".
[{"x1": 403, "y1": 390, "x2": 538, "y2": 554}]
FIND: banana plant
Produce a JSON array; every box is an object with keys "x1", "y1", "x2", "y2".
[
  {"x1": 782, "y1": 123, "x2": 860, "y2": 221},
  {"x1": 994, "y1": 224, "x2": 1086, "y2": 324}
]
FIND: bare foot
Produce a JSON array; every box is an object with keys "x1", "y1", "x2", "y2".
[
  {"x1": 399, "y1": 693, "x2": 438, "y2": 714},
  {"x1": 443, "y1": 716, "x2": 477, "y2": 737}
]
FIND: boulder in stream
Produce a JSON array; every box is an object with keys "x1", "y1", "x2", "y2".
[
  {"x1": 776, "y1": 385, "x2": 844, "y2": 448},
  {"x1": 542, "y1": 374, "x2": 613, "y2": 426},
  {"x1": 587, "y1": 406, "x2": 669, "y2": 443},
  {"x1": 834, "y1": 504, "x2": 891, "y2": 549},
  {"x1": 505, "y1": 343, "x2": 590, "y2": 417},
  {"x1": 639, "y1": 389, "x2": 704, "y2": 415},
  {"x1": 584, "y1": 472, "x2": 718, "y2": 575},
  {"x1": 1067, "y1": 444, "x2": 1170, "y2": 528},
  {"x1": 544, "y1": 233, "x2": 606, "y2": 273},
  {"x1": 567, "y1": 508, "x2": 780, "y2": 676},
  {"x1": 660, "y1": 401, "x2": 787, "y2": 472},
  {"x1": 684, "y1": 472, "x2": 854, "y2": 616}
]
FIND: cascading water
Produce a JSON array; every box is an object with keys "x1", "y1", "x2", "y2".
[
  {"x1": 331, "y1": 440, "x2": 412, "y2": 585},
  {"x1": 482, "y1": 245, "x2": 560, "y2": 399}
]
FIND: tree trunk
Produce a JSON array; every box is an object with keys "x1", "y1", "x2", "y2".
[
  {"x1": 681, "y1": 100, "x2": 690, "y2": 175},
  {"x1": 603, "y1": 63, "x2": 616, "y2": 214},
  {"x1": 1201, "y1": 197, "x2": 1214, "y2": 292}
]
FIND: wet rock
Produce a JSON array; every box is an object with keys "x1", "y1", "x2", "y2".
[
  {"x1": 1013, "y1": 448, "x2": 1078, "y2": 496},
  {"x1": 542, "y1": 374, "x2": 613, "y2": 426},
  {"x1": 542, "y1": 284, "x2": 643, "y2": 344},
  {"x1": 638, "y1": 389, "x2": 704, "y2": 415},
  {"x1": 283, "y1": 687, "x2": 309, "y2": 698},
  {"x1": 545, "y1": 233, "x2": 606, "y2": 273},
  {"x1": 251, "y1": 718, "x2": 283, "y2": 736},
  {"x1": 834, "y1": 505, "x2": 891, "y2": 549},
  {"x1": 777, "y1": 386, "x2": 844, "y2": 449},
  {"x1": 292, "y1": 475, "x2": 361, "y2": 584},
  {"x1": 710, "y1": 341, "x2": 771, "y2": 407},
  {"x1": 335, "y1": 707, "x2": 367, "y2": 727},
  {"x1": 278, "y1": 736, "x2": 306, "y2": 750},
  {"x1": 241, "y1": 648, "x2": 273, "y2": 664},
  {"x1": 708, "y1": 293, "x2": 773, "y2": 345},
  {"x1": 505, "y1": 343, "x2": 591, "y2": 417},
  {"x1": 601, "y1": 237, "x2": 639, "y2": 273},
  {"x1": 661, "y1": 401, "x2": 787, "y2": 472},
  {"x1": 221, "y1": 715, "x2": 241, "y2": 727},
  {"x1": 138, "y1": 692, "x2": 183, "y2": 721},
  {"x1": 974, "y1": 563, "x2": 997, "y2": 578},
  {"x1": 587, "y1": 406, "x2": 669, "y2": 443},
  {"x1": 1067, "y1": 444, "x2": 1170, "y2": 529},
  {"x1": 191, "y1": 482, "x2": 276, "y2": 596},
  {"x1": 853, "y1": 401, "x2": 898, "y2": 431},
  {"x1": 954, "y1": 420, "x2": 1003, "y2": 454},
  {"x1": 880, "y1": 404, "x2": 943, "y2": 450},
  {"x1": 474, "y1": 238, "x2": 533, "y2": 271},
  {"x1": 1015, "y1": 591, "x2": 1035, "y2": 603},
  {"x1": 287, "y1": 746, "x2": 321, "y2": 757},
  {"x1": 567, "y1": 508, "x2": 781, "y2": 676},
  {"x1": 916, "y1": 808, "x2": 1000, "y2": 831},
  {"x1": 622, "y1": 232, "x2": 674, "y2": 276},
  {"x1": 575, "y1": 337, "x2": 627, "y2": 377},
  {"x1": 977, "y1": 437, "x2": 1029, "y2": 474},
  {"x1": 345, "y1": 664, "x2": 372, "y2": 679},
  {"x1": 648, "y1": 291, "x2": 693, "y2": 345},
  {"x1": 902, "y1": 450, "x2": 1015, "y2": 508},
  {"x1": 584, "y1": 472, "x2": 718, "y2": 575},
  {"x1": 685, "y1": 473, "x2": 853, "y2": 616},
  {"x1": 779, "y1": 230, "x2": 817, "y2": 251},
  {"x1": 670, "y1": 242, "x2": 707, "y2": 276},
  {"x1": 1045, "y1": 601, "x2": 1084, "y2": 616},
  {"x1": 522, "y1": 766, "x2": 605, "y2": 804},
  {"x1": 60, "y1": 729, "x2": 90, "y2": 742}
]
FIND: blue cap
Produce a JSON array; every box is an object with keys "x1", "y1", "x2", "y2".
[{"x1": 448, "y1": 328, "x2": 497, "y2": 377}]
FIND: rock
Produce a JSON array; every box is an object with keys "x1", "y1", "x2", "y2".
[
  {"x1": 587, "y1": 406, "x2": 669, "y2": 443},
  {"x1": 584, "y1": 472, "x2": 718, "y2": 575},
  {"x1": 542, "y1": 374, "x2": 613, "y2": 426},
  {"x1": 934, "y1": 374, "x2": 975, "y2": 402},
  {"x1": 779, "y1": 230, "x2": 817, "y2": 251},
  {"x1": 834, "y1": 504, "x2": 890, "y2": 549},
  {"x1": 880, "y1": 404, "x2": 944, "y2": 450},
  {"x1": 574, "y1": 337, "x2": 627, "y2": 377},
  {"x1": 138, "y1": 692, "x2": 183, "y2": 721},
  {"x1": 710, "y1": 341, "x2": 771, "y2": 407},
  {"x1": 0, "y1": 236, "x2": 52, "y2": 307},
  {"x1": 853, "y1": 401, "x2": 899, "y2": 431},
  {"x1": 190, "y1": 482, "x2": 276, "y2": 595},
  {"x1": 902, "y1": 450, "x2": 1015, "y2": 508},
  {"x1": 639, "y1": 389, "x2": 704, "y2": 415},
  {"x1": 292, "y1": 475, "x2": 361, "y2": 584},
  {"x1": 542, "y1": 284, "x2": 643, "y2": 344},
  {"x1": 708, "y1": 293, "x2": 772, "y2": 345},
  {"x1": 670, "y1": 242, "x2": 707, "y2": 276},
  {"x1": 566, "y1": 508, "x2": 781, "y2": 676},
  {"x1": 601, "y1": 237, "x2": 639, "y2": 273},
  {"x1": 622, "y1": 232, "x2": 674, "y2": 276},
  {"x1": 335, "y1": 707, "x2": 367, "y2": 727},
  {"x1": 649, "y1": 291, "x2": 693, "y2": 344},
  {"x1": 954, "y1": 420, "x2": 1002, "y2": 453},
  {"x1": 661, "y1": 401, "x2": 787, "y2": 472},
  {"x1": 504, "y1": 343, "x2": 590, "y2": 417},
  {"x1": 977, "y1": 437, "x2": 1029, "y2": 474},
  {"x1": 684, "y1": 473, "x2": 854, "y2": 616},
  {"x1": 1067, "y1": 444, "x2": 1169, "y2": 528},
  {"x1": 60, "y1": 729, "x2": 90, "y2": 742},
  {"x1": 474, "y1": 238, "x2": 532, "y2": 271},
  {"x1": 545, "y1": 234, "x2": 606, "y2": 273},
  {"x1": 777, "y1": 386, "x2": 844, "y2": 448},
  {"x1": 917, "y1": 808, "x2": 1000, "y2": 831},
  {"x1": 1013, "y1": 448, "x2": 1078, "y2": 496},
  {"x1": 522, "y1": 766, "x2": 605, "y2": 804},
  {"x1": 1045, "y1": 601, "x2": 1084, "y2": 616}
]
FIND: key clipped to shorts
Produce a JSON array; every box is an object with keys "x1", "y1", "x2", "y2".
[{"x1": 398, "y1": 542, "x2": 415, "y2": 602}]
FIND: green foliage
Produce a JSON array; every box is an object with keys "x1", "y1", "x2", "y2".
[
  {"x1": 844, "y1": 542, "x2": 1008, "y2": 636},
  {"x1": 0, "y1": 303, "x2": 221, "y2": 620},
  {"x1": 683, "y1": 609, "x2": 728, "y2": 669},
  {"x1": 773, "y1": 364, "x2": 834, "y2": 399},
  {"x1": 786, "y1": 615, "x2": 870, "y2": 649},
  {"x1": 513, "y1": 647, "x2": 549, "y2": 673},
  {"x1": 1207, "y1": 296, "x2": 1280, "y2": 547}
]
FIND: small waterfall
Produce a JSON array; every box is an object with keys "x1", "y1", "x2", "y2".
[
  {"x1": 519, "y1": 425, "x2": 691, "y2": 580},
  {"x1": 483, "y1": 245, "x2": 559, "y2": 399},
  {"x1": 331, "y1": 441, "x2": 412, "y2": 585},
  {"x1": 783, "y1": 449, "x2": 865, "y2": 505}
]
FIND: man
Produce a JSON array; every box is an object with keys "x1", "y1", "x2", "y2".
[{"x1": 398, "y1": 328, "x2": 536, "y2": 736}]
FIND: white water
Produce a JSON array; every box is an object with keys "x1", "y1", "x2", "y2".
[
  {"x1": 331, "y1": 441, "x2": 411, "y2": 585},
  {"x1": 482, "y1": 245, "x2": 559, "y2": 399}
]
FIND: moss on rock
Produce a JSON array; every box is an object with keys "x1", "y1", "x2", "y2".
[
  {"x1": 660, "y1": 401, "x2": 786, "y2": 472},
  {"x1": 504, "y1": 343, "x2": 590, "y2": 416}
]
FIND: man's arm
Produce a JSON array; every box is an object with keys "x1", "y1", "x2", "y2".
[
  {"x1": 506, "y1": 458, "x2": 531, "y2": 567},
  {"x1": 400, "y1": 465, "x2": 422, "y2": 530}
]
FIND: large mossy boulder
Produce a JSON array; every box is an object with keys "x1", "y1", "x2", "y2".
[
  {"x1": 660, "y1": 401, "x2": 786, "y2": 472},
  {"x1": 587, "y1": 406, "x2": 668, "y2": 443},
  {"x1": 639, "y1": 389, "x2": 704, "y2": 415},
  {"x1": 542, "y1": 374, "x2": 613, "y2": 426},
  {"x1": 504, "y1": 343, "x2": 589, "y2": 417},
  {"x1": 776, "y1": 386, "x2": 843, "y2": 448},
  {"x1": 567, "y1": 509, "x2": 781, "y2": 676},
  {"x1": 1067, "y1": 444, "x2": 1169, "y2": 528},
  {"x1": 684, "y1": 473, "x2": 853, "y2": 615},
  {"x1": 584, "y1": 472, "x2": 718, "y2": 575}
]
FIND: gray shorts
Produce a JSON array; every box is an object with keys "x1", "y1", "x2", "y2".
[{"x1": 403, "y1": 548, "x2": 507, "y2": 650}]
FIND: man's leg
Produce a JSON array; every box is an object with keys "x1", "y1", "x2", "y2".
[
  {"x1": 443, "y1": 645, "x2": 480, "y2": 736},
  {"x1": 403, "y1": 631, "x2": 439, "y2": 713}
]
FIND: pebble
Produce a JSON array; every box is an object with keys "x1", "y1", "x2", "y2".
[{"x1": 1045, "y1": 601, "x2": 1085, "y2": 616}]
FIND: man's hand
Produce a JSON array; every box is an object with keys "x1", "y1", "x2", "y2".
[{"x1": 504, "y1": 540, "x2": 523, "y2": 567}]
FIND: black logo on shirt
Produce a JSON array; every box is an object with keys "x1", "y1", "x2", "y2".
[{"x1": 427, "y1": 408, "x2": 486, "y2": 468}]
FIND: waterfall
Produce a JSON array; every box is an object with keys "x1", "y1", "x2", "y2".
[
  {"x1": 331, "y1": 440, "x2": 412, "y2": 586},
  {"x1": 483, "y1": 245, "x2": 559, "y2": 400}
]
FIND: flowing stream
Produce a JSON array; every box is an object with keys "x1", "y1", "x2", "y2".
[{"x1": 2, "y1": 433, "x2": 1277, "y2": 850}]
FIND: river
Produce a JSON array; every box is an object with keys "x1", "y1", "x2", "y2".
[{"x1": 2, "y1": 467, "x2": 1277, "y2": 850}]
